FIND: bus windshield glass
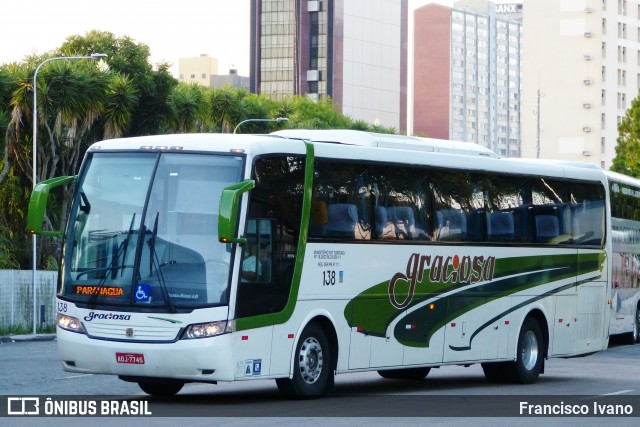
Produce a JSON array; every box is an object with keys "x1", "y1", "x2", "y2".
[{"x1": 61, "y1": 151, "x2": 243, "y2": 309}]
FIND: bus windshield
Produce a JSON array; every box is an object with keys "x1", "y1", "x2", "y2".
[{"x1": 61, "y1": 151, "x2": 244, "y2": 309}]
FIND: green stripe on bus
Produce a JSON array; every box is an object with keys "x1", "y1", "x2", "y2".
[{"x1": 345, "y1": 251, "x2": 605, "y2": 346}]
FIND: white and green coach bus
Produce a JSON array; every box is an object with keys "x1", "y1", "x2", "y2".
[{"x1": 28, "y1": 130, "x2": 614, "y2": 397}]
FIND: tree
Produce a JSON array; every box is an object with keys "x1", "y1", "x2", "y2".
[
  {"x1": 59, "y1": 30, "x2": 178, "y2": 136},
  {"x1": 611, "y1": 95, "x2": 640, "y2": 178},
  {"x1": 0, "y1": 32, "x2": 399, "y2": 269},
  {"x1": 287, "y1": 96, "x2": 351, "y2": 129},
  {"x1": 209, "y1": 85, "x2": 242, "y2": 133},
  {"x1": 166, "y1": 83, "x2": 209, "y2": 133},
  {"x1": 2, "y1": 58, "x2": 111, "y2": 267},
  {"x1": 0, "y1": 65, "x2": 13, "y2": 185},
  {"x1": 102, "y1": 73, "x2": 139, "y2": 139}
]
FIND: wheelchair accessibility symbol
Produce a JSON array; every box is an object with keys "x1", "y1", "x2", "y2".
[{"x1": 135, "y1": 284, "x2": 151, "y2": 303}]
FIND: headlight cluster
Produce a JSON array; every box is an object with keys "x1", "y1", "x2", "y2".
[
  {"x1": 183, "y1": 321, "x2": 231, "y2": 339},
  {"x1": 56, "y1": 313, "x2": 87, "y2": 334}
]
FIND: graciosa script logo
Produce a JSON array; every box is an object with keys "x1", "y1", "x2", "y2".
[
  {"x1": 84, "y1": 312, "x2": 131, "y2": 321},
  {"x1": 388, "y1": 253, "x2": 496, "y2": 308}
]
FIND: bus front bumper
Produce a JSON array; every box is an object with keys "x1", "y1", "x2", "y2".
[{"x1": 57, "y1": 328, "x2": 235, "y2": 382}]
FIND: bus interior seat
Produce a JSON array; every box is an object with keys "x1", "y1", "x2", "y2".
[
  {"x1": 326, "y1": 203, "x2": 359, "y2": 237},
  {"x1": 535, "y1": 214, "x2": 560, "y2": 242},
  {"x1": 437, "y1": 209, "x2": 467, "y2": 240},
  {"x1": 142, "y1": 237, "x2": 208, "y2": 304},
  {"x1": 387, "y1": 206, "x2": 416, "y2": 238},
  {"x1": 487, "y1": 211, "x2": 515, "y2": 241},
  {"x1": 571, "y1": 201, "x2": 604, "y2": 244},
  {"x1": 168, "y1": 212, "x2": 225, "y2": 302},
  {"x1": 310, "y1": 200, "x2": 329, "y2": 237},
  {"x1": 375, "y1": 205, "x2": 389, "y2": 238}
]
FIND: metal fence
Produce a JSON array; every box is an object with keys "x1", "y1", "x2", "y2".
[{"x1": 0, "y1": 270, "x2": 57, "y2": 329}]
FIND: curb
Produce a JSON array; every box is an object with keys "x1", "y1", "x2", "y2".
[{"x1": 0, "y1": 334, "x2": 56, "y2": 343}]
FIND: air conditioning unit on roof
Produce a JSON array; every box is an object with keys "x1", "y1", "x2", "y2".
[{"x1": 308, "y1": 1, "x2": 321, "y2": 12}]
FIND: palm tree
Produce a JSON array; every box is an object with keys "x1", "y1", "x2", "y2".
[
  {"x1": 102, "y1": 73, "x2": 139, "y2": 139},
  {"x1": 167, "y1": 83, "x2": 209, "y2": 133},
  {"x1": 209, "y1": 85, "x2": 242, "y2": 133},
  {"x1": 37, "y1": 60, "x2": 108, "y2": 182}
]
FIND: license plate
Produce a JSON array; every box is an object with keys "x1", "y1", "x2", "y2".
[{"x1": 115, "y1": 352, "x2": 145, "y2": 364}]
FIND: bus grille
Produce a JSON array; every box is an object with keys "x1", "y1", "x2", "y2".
[{"x1": 84, "y1": 323, "x2": 181, "y2": 341}]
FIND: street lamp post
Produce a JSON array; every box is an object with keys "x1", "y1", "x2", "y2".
[
  {"x1": 233, "y1": 117, "x2": 289, "y2": 134},
  {"x1": 31, "y1": 53, "x2": 107, "y2": 334}
]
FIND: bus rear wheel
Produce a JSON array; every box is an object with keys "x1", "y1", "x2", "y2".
[
  {"x1": 276, "y1": 323, "x2": 333, "y2": 398},
  {"x1": 481, "y1": 362, "x2": 507, "y2": 383},
  {"x1": 377, "y1": 367, "x2": 431, "y2": 380},
  {"x1": 138, "y1": 380, "x2": 184, "y2": 397}
]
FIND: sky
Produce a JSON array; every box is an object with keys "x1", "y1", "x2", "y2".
[{"x1": 0, "y1": 0, "x2": 458, "y2": 77}]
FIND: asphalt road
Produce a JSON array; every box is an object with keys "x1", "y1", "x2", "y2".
[{"x1": 1, "y1": 337, "x2": 639, "y2": 426}]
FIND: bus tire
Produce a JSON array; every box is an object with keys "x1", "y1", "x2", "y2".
[
  {"x1": 503, "y1": 317, "x2": 545, "y2": 384},
  {"x1": 276, "y1": 323, "x2": 332, "y2": 398},
  {"x1": 630, "y1": 307, "x2": 640, "y2": 344},
  {"x1": 377, "y1": 367, "x2": 431, "y2": 380},
  {"x1": 481, "y1": 362, "x2": 507, "y2": 383},
  {"x1": 138, "y1": 380, "x2": 184, "y2": 396}
]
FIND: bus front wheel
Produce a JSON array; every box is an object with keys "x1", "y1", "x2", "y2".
[
  {"x1": 276, "y1": 323, "x2": 333, "y2": 398},
  {"x1": 138, "y1": 380, "x2": 184, "y2": 396},
  {"x1": 504, "y1": 317, "x2": 545, "y2": 384}
]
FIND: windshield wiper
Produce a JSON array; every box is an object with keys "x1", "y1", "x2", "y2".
[
  {"x1": 79, "y1": 191, "x2": 91, "y2": 214},
  {"x1": 87, "y1": 214, "x2": 137, "y2": 309},
  {"x1": 120, "y1": 213, "x2": 136, "y2": 276},
  {"x1": 147, "y1": 213, "x2": 176, "y2": 313}
]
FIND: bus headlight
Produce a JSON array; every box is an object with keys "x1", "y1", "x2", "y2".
[
  {"x1": 183, "y1": 321, "x2": 231, "y2": 339},
  {"x1": 56, "y1": 313, "x2": 87, "y2": 334}
]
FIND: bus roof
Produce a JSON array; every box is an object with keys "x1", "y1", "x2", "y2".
[
  {"x1": 604, "y1": 169, "x2": 640, "y2": 186},
  {"x1": 271, "y1": 129, "x2": 498, "y2": 158},
  {"x1": 88, "y1": 133, "x2": 286, "y2": 152},
  {"x1": 86, "y1": 131, "x2": 607, "y2": 184}
]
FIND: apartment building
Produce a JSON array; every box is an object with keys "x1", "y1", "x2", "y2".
[
  {"x1": 521, "y1": 0, "x2": 640, "y2": 168},
  {"x1": 413, "y1": 1, "x2": 522, "y2": 157},
  {"x1": 178, "y1": 54, "x2": 219, "y2": 87}
]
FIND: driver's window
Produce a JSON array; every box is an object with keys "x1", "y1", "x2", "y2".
[
  {"x1": 241, "y1": 219, "x2": 273, "y2": 283},
  {"x1": 235, "y1": 155, "x2": 305, "y2": 319}
]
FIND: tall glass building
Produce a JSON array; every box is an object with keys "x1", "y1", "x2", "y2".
[{"x1": 250, "y1": 0, "x2": 408, "y2": 131}]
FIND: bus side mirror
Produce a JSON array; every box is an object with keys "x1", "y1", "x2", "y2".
[
  {"x1": 27, "y1": 175, "x2": 77, "y2": 237},
  {"x1": 218, "y1": 179, "x2": 255, "y2": 245}
]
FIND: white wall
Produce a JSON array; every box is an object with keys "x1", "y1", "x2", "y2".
[
  {"x1": 342, "y1": 0, "x2": 403, "y2": 129},
  {"x1": 0, "y1": 270, "x2": 57, "y2": 329}
]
